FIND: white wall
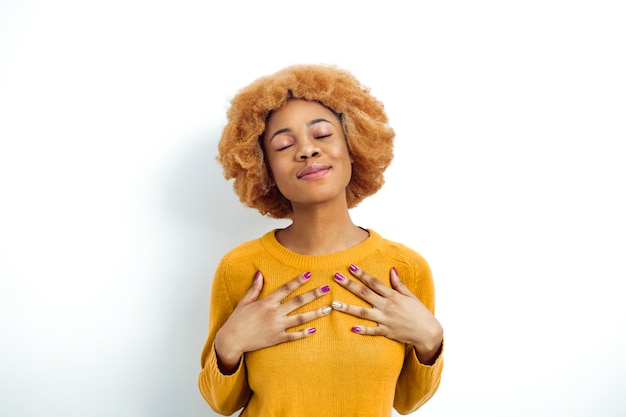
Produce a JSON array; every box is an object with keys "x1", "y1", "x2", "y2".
[{"x1": 1, "y1": 1, "x2": 625, "y2": 416}]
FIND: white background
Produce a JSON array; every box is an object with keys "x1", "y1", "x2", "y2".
[{"x1": 1, "y1": 1, "x2": 625, "y2": 416}]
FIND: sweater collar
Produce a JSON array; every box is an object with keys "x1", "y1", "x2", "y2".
[{"x1": 260, "y1": 228, "x2": 382, "y2": 270}]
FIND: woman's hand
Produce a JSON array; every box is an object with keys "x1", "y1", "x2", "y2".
[
  {"x1": 331, "y1": 265, "x2": 443, "y2": 365},
  {"x1": 214, "y1": 271, "x2": 331, "y2": 374}
]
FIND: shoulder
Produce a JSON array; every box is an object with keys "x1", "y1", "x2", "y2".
[
  {"x1": 218, "y1": 235, "x2": 265, "y2": 266},
  {"x1": 210, "y1": 232, "x2": 273, "y2": 301},
  {"x1": 370, "y1": 231, "x2": 435, "y2": 306},
  {"x1": 373, "y1": 231, "x2": 431, "y2": 271},
  {"x1": 213, "y1": 231, "x2": 271, "y2": 282}
]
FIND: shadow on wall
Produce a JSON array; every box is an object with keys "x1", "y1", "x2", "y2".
[
  {"x1": 154, "y1": 130, "x2": 286, "y2": 416},
  {"x1": 167, "y1": 132, "x2": 283, "y2": 249}
]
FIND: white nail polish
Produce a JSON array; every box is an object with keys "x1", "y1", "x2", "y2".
[
  {"x1": 331, "y1": 301, "x2": 342, "y2": 309},
  {"x1": 321, "y1": 306, "x2": 332, "y2": 315}
]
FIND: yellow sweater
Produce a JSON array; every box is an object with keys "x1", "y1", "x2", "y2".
[{"x1": 198, "y1": 229, "x2": 443, "y2": 416}]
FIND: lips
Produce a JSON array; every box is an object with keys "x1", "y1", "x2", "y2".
[{"x1": 297, "y1": 164, "x2": 331, "y2": 180}]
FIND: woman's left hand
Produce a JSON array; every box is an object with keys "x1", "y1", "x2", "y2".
[{"x1": 332, "y1": 265, "x2": 443, "y2": 365}]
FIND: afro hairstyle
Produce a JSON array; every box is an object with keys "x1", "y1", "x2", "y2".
[{"x1": 217, "y1": 64, "x2": 395, "y2": 219}]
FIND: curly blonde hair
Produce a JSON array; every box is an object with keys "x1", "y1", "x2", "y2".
[{"x1": 217, "y1": 64, "x2": 395, "y2": 219}]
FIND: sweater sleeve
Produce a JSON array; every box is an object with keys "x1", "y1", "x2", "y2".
[
  {"x1": 393, "y1": 252, "x2": 444, "y2": 415},
  {"x1": 394, "y1": 342, "x2": 444, "y2": 414},
  {"x1": 198, "y1": 260, "x2": 252, "y2": 415}
]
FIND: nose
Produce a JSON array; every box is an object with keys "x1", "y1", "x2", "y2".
[{"x1": 296, "y1": 139, "x2": 321, "y2": 160}]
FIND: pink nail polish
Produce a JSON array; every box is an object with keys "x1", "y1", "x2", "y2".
[
  {"x1": 392, "y1": 267, "x2": 398, "y2": 276},
  {"x1": 254, "y1": 271, "x2": 261, "y2": 281},
  {"x1": 349, "y1": 264, "x2": 358, "y2": 272},
  {"x1": 303, "y1": 271, "x2": 311, "y2": 279},
  {"x1": 351, "y1": 326, "x2": 361, "y2": 333},
  {"x1": 334, "y1": 273, "x2": 345, "y2": 281},
  {"x1": 308, "y1": 328, "x2": 317, "y2": 335},
  {"x1": 321, "y1": 285, "x2": 330, "y2": 293}
]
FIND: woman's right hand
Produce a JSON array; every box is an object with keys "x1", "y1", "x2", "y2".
[{"x1": 214, "y1": 271, "x2": 331, "y2": 374}]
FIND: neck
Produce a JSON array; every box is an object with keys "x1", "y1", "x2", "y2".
[{"x1": 276, "y1": 201, "x2": 369, "y2": 256}]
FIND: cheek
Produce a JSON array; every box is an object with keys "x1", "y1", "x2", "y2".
[
  {"x1": 266, "y1": 157, "x2": 290, "y2": 187},
  {"x1": 334, "y1": 145, "x2": 352, "y2": 168},
  {"x1": 343, "y1": 150, "x2": 354, "y2": 180},
  {"x1": 345, "y1": 160, "x2": 353, "y2": 182},
  {"x1": 265, "y1": 152, "x2": 280, "y2": 174}
]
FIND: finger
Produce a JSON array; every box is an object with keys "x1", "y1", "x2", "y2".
[
  {"x1": 285, "y1": 304, "x2": 333, "y2": 329},
  {"x1": 389, "y1": 267, "x2": 416, "y2": 298},
  {"x1": 277, "y1": 326, "x2": 318, "y2": 343},
  {"x1": 350, "y1": 325, "x2": 385, "y2": 337},
  {"x1": 281, "y1": 284, "x2": 331, "y2": 313},
  {"x1": 333, "y1": 271, "x2": 381, "y2": 305},
  {"x1": 330, "y1": 300, "x2": 381, "y2": 323},
  {"x1": 239, "y1": 271, "x2": 264, "y2": 305},
  {"x1": 347, "y1": 264, "x2": 394, "y2": 297},
  {"x1": 265, "y1": 271, "x2": 313, "y2": 303}
]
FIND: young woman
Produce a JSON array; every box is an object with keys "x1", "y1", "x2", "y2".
[{"x1": 199, "y1": 64, "x2": 443, "y2": 417}]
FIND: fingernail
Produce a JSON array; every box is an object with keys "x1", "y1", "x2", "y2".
[
  {"x1": 351, "y1": 326, "x2": 361, "y2": 333},
  {"x1": 392, "y1": 267, "x2": 398, "y2": 276},
  {"x1": 303, "y1": 271, "x2": 312, "y2": 279},
  {"x1": 321, "y1": 285, "x2": 330, "y2": 293},
  {"x1": 307, "y1": 328, "x2": 317, "y2": 335},
  {"x1": 349, "y1": 264, "x2": 358, "y2": 272},
  {"x1": 334, "y1": 273, "x2": 345, "y2": 281},
  {"x1": 254, "y1": 271, "x2": 261, "y2": 281},
  {"x1": 321, "y1": 306, "x2": 332, "y2": 315},
  {"x1": 331, "y1": 301, "x2": 343, "y2": 309}
]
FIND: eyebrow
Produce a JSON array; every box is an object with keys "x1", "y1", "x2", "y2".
[{"x1": 269, "y1": 118, "x2": 335, "y2": 142}]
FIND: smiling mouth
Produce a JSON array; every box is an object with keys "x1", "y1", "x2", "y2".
[{"x1": 297, "y1": 164, "x2": 331, "y2": 180}]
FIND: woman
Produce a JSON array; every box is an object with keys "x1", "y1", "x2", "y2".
[{"x1": 199, "y1": 64, "x2": 444, "y2": 416}]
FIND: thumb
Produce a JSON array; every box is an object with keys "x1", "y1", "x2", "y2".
[
  {"x1": 390, "y1": 267, "x2": 413, "y2": 297},
  {"x1": 240, "y1": 271, "x2": 264, "y2": 305}
]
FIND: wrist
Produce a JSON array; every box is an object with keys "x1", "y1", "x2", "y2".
[
  {"x1": 413, "y1": 340, "x2": 442, "y2": 365},
  {"x1": 412, "y1": 322, "x2": 443, "y2": 365},
  {"x1": 214, "y1": 328, "x2": 243, "y2": 374}
]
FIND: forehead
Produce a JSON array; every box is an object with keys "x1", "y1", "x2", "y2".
[{"x1": 265, "y1": 99, "x2": 340, "y2": 128}]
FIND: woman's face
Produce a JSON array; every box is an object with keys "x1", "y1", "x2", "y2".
[{"x1": 262, "y1": 99, "x2": 352, "y2": 211}]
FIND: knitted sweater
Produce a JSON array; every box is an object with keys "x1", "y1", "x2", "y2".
[{"x1": 198, "y1": 229, "x2": 443, "y2": 416}]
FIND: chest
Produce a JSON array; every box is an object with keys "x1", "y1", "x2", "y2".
[{"x1": 245, "y1": 311, "x2": 406, "y2": 390}]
